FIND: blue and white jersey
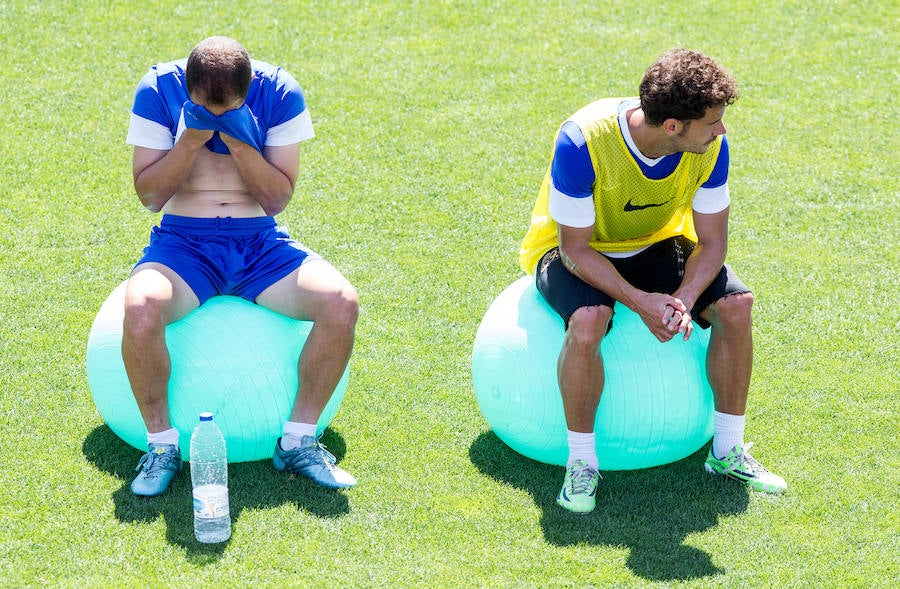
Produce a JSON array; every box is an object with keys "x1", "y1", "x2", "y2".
[
  {"x1": 126, "y1": 59, "x2": 314, "y2": 150},
  {"x1": 549, "y1": 99, "x2": 731, "y2": 230}
]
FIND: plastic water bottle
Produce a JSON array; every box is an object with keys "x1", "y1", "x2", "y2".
[{"x1": 190, "y1": 412, "x2": 231, "y2": 543}]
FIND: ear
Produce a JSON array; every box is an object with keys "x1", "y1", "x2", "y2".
[{"x1": 662, "y1": 118, "x2": 682, "y2": 136}]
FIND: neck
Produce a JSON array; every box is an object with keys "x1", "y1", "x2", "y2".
[{"x1": 627, "y1": 108, "x2": 674, "y2": 159}]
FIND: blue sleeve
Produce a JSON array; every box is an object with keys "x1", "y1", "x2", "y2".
[
  {"x1": 131, "y1": 62, "x2": 190, "y2": 137},
  {"x1": 131, "y1": 68, "x2": 174, "y2": 128},
  {"x1": 550, "y1": 122, "x2": 596, "y2": 198},
  {"x1": 249, "y1": 64, "x2": 307, "y2": 131},
  {"x1": 702, "y1": 135, "x2": 729, "y2": 188},
  {"x1": 269, "y1": 68, "x2": 306, "y2": 127}
]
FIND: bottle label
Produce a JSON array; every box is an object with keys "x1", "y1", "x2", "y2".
[{"x1": 192, "y1": 484, "x2": 230, "y2": 519}]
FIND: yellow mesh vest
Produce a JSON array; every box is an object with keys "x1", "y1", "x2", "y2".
[{"x1": 518, "y1": 98, "x2": 722, "y2": 273}]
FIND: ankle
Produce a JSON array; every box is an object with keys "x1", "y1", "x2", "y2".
[{"x1": 147, "y1": 427, "x2": 179, "y2": 448}]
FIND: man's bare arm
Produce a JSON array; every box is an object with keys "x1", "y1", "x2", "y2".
[
  {"x1": 674, "y1": 207, "x2": 730, "y2": 312},
  {"x1": 220, "y1": 136, "x2": 300, "y2": 216},
  {"x1": 132, "y1": 129, "x2": 212, "y2": 212},
  {"x1": 558, "y1": 223, "x2": 690, "y2": 342}
]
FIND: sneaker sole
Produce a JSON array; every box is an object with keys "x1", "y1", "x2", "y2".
[
  {"x1": 556, "y1": 491, "x2": 596, "y2": 514},
  {"x1": 704, "y1": 462, "x2": 786, "y2": 494},
  {"x1": 130, "y1": 472, "x2": 178, "y2": 497},
  {"x1": 273, "y1": 456, "x2": 356, "y2": 489},
  {"x1": 556, "y1": 499, "x2": 595, "y2": 514}
]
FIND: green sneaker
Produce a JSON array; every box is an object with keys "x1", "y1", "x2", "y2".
[
  {"x1": 704, "y1": 443, "x2": 787, "y2": 494},
  {"x1": 273, "y1": 436, "x2": 356, "y2": 489},
  {"x1": 131, "y1": 443, "x2": 182, "y2": 497},
  {"x1": 556, "y1": 459, "x2": 600, "y2": 514}
]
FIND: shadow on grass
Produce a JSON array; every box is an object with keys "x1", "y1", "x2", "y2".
[
  {"x1": 82, "y1": 425, "x2": 351, "y2": 563},
  {"x1": 469, "y1": 431, "x2": 749, "y2": 583}
]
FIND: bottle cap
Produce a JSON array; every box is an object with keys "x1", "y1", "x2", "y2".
[{"x1": 199, "y1": 411, "x2": 214, "y2": 421}]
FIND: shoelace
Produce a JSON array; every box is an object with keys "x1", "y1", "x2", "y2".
[
  {"x1": 315, "y1": 440, "x2": 337, "y2": 465},
  {"x1": 311, "y1": 439, "x2": 337, "y2": 466},
  {"x1": 135, "y1": 449, "x2": 179, "y2": 477},
  {"x1": 569, "y1": 462, "x2": 599, "y2": 494},
  {"x1": 284, "y1": 439, "x2": 338, "y2": 470},
  {"x1": 733, "y1": 442, "x2": 768, "y2": 475}
]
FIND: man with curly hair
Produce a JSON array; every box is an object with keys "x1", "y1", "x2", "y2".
[{"x1": 519, "y1": 48, "x2": 786, "y2": 513}]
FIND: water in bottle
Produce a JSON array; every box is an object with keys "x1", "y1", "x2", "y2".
[{"x1": 190, "y1": 412, "x2": 231, "y2": 543}]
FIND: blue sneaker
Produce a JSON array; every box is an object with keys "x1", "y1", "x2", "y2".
[
  {"x1": 131, "y1": 443, "x2": 182, "y2": 497},
  {"x1": 273, "y1": 436, "x2": 356, "y2": 489}
]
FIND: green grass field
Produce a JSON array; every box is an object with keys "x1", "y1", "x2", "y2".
[{"x1": 1, "y1": 0, "x2": 897, "y2": 586}]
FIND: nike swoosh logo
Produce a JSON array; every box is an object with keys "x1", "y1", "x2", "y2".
[{"x1": 624, "y1": 197, "x2": 673, "y2": 211}]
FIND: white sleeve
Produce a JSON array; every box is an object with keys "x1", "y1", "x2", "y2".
[
  {"x1": 266, "y1": 109, "x2": 315, "y2": 146},
  {"x1": 126, "y1": 113, "x2": 175, "y2": 150},
  {"x1": 548, "y1": 182, "x2": 596, "y2": 228},
  {"x1": 692, "y1": 183, "x2": 730, "y2": 214}
]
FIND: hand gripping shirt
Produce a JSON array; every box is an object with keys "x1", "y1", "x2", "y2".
[
  {"x1": 518, "y1": 98, "x2": 729, "y2": 274},
  {"x1": 126, "y1": 59, "x2": 314, "y2": 151}
]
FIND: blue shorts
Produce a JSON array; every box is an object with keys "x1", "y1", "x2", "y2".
[{"x1": 135, "y1": 215, "x2": 321, "y2": 305}]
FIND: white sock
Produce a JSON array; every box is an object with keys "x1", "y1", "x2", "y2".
[
  {"x1": 147, "y1": 427, "x2": 179, "y2": 448},
  {"x1": 713, "y1": 411, "x2": 746, "y2": 459},
  {"x1": 281, "y1": 421, "x2": 317, "y2": 450},
  {"x1": 566, "y1": 430, "x2": 599, "y2": 470}
]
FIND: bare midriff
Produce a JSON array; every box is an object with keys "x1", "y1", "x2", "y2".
[{"x1": 162, "y1": 149, "x2": 266, "y2": 218}]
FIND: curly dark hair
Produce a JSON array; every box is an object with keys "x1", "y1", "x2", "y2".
[
  {"x1": 639, "y1": 49, "x2": 738, "y2": 126},
  {"x1": 185, "y1": 36, "x2": 252, "y2": 106}
]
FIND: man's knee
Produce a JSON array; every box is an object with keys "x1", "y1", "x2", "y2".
[
  {"x1": 566, "y1": 305, "x2": 612, "y2": 349},
  {"x1": 123, "y1": 275, "x2": 176, "y2": 336},
  {"x1": 324, "y1": 283, "x2": 359, "y2": 332},
  {"x1": 123, "y1": 287, "x2": 172, "y2": 334},
  {"x1": 708, "y1": 292, "x2": 754, "y2": 331},
  {"x1": 124, "y1": 290, "x2": 172, "y2": 336}
]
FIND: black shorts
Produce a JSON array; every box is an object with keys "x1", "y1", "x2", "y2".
[{"x1": 535, "y1": 236, "x2": 751, "y2": 330}]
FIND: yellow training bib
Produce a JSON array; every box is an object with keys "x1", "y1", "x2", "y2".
[{"x1": 519, "y1": 98, "x2": 721, "y2": 273}]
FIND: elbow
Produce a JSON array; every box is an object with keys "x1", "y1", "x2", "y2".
[
  {"x1": 558, "y1": 244, "x2": 584, "y2": 278},
  {"x1": 136, "y1": 191, "x2": 161, "y2": 212},
  {"x1": 137, "y1": 191, "x2": 167, "y2": 213},
  {"x1": 134, "y1": 178, "x2": 172, "y2": 213},
  {"x1": 696, "y1": 236, "x2": 728, "y2": 265},
  {"x1": 559, "y1": 247, "x2": 576, "y2": 274},
  {"x1": 259, "y1": 188, "x2": 293, "y2": 216},
  {"x1": 709, "y1": 237, "x2": 728, "y2": 261},
  {"x1": 260, "y1": 198, "x2": 288, "y2": 217},
  {"x1": 262, "y1": 203, "x2": 286, "y2": 216}
]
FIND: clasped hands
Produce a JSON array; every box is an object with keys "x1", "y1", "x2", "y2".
[
  {"x1": 638, "y1": 293, "x2": 694, "y2": 343},
  {"x1": 183, "y1": 101, "x2": 264, "y2": 155}
]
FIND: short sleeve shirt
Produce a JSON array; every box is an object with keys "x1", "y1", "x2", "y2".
[
  {"x1": 548, "y1": 100, "x2": 731, "y2": 229},
  {"x1": 126, "y1": 59, "x2": 314, "y2": 150}
]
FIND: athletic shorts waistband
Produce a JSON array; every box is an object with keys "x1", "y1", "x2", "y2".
[{"x1": 158, "y1": 214, "x2": 277, "y2": 236}]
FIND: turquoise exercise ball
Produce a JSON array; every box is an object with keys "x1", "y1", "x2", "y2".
[
  {"x1": 86, "y1": 281, "x2": 348, "y2": 463},
  {"x1": 472, "y1": 276, "x2": 714, "y2": 470}
]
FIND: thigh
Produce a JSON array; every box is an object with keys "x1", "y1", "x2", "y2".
[
  {"x1": 535, "y1": 248, "x2": 614, "y2": 328},
  {"x1": 693, "y1": 264, "x2": 752, "y2": 328},
  {"x1": 135, "y1": 221, "x2": 221, "y2": 305},
  {"x1": 254, "y1": 258, "x2": 357, "y2": 322},
  {"x1": 610, "y1": 236, "x2": 692, "y2": 295},
  {"x1": 231, "y1": 224, "x2": 320, "y2": 302},
  {"x1": 126, "y1": 262, "x2": 200, "y2": 324}
]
